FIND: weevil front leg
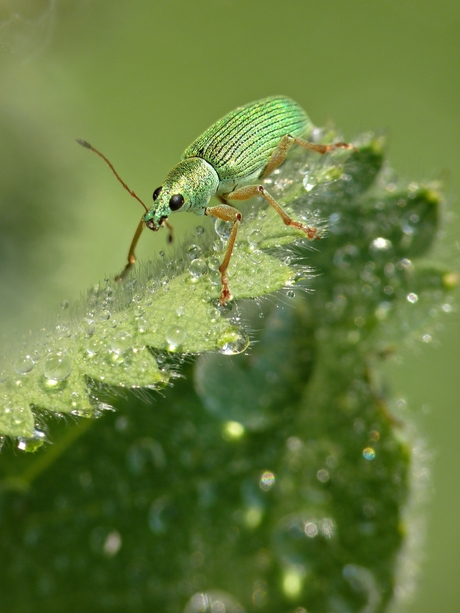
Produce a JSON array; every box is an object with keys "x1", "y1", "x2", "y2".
[
  {"x1": 260, "y1": 133, "x2": 355, "y2": 178},
  {"x1": 225, "y1": 184, "x2": 318, "y2": 239},
  {"x1": 115, "y1": 215, "x2": 145, "y2": 281},
  {"x1": 205, "y1": 204, "x2": 242, "y2": 305}
]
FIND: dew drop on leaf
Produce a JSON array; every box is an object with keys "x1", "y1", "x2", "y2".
[
  {"x1": 219, "y1": 330, "x2": 249, "y2": 355},
  {"x1": 14, "y1": 356, "x2": 35, "y2": 375},
  {"x1": 189, "y1": 258, "x2": 208, "y2": 278},
  {"x1": 165, "y1": 326, "x2": 187, "y2": 351},
  {"x1": 44, "y1": 353, "x2": 72, "y2": 382}
]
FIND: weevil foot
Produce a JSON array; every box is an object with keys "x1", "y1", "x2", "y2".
[
  {"x1": 219, "y1": 279, "x2": 232, "y2": 306},
  {"x1": 220, "y1": 288, "x2": 232, "y2": 306},
  {"x1": 290, "y1": 221, "x2": 320, "y2": 240}
]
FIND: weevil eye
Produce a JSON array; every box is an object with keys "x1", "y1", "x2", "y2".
[
  {"x1": 153, "y1": 186, "x2": 162, "y2": 201},
  {"x1": 169, "y1": 193, "x2": 184, "y2": 211}
]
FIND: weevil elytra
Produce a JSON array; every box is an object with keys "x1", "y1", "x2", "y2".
[{"x1": 78, "y1": 96, "x2": 353, "y2": 305}]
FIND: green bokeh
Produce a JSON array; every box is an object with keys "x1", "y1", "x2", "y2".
[{"x1": 0, "y1": 1, "x2": 459, "y2": 612}]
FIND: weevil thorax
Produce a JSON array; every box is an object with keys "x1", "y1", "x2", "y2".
[{"x1": 144, "y1": 157, "x2": 219, "y2": 230}]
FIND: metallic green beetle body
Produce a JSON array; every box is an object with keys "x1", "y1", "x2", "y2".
[
  {"x1": 79, "y1": 96, "x2": 352, "y2": 304},
  {"x1": 144, "y1": 96, "x2": 311, "y2": 229}
]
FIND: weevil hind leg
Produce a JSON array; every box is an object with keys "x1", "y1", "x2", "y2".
[
  {"x1": 205, "y1": 204, "x2": 242, "y2": 305},
  {"x1": 260, "y1": 133, "x2": 355, "y2": 178},
  {"x1": 115, "y1": 215, "x2": 145, "y2": 281},
  {"x1": 225, "y1": 184, "x2": 318, "y2": 240}
]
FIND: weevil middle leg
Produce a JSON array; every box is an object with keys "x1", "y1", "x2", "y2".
[{"x1": 225, "y1": 184, "x2": 319, "y2": 239}]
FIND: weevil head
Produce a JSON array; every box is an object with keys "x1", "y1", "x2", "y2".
[{"x1": 144, "y1": 158, "x2": 219, "y2": 231}]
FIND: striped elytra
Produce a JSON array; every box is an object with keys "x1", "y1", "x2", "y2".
[{"x1": 182, "y1": 96, "x2": 312, "y2": 180}]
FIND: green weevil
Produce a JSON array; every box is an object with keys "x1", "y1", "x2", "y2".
[{"x1": 78, "y1": 96, "x2": 353, "y2": 304}]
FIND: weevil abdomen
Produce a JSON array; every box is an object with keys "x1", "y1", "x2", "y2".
[{"x1": 182, "y1": 96, "x2": 311, "y2": 186}]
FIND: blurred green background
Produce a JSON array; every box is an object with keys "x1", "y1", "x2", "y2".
[{"x1": 0, "y1": 1, "x2": 459, "y2": 611}]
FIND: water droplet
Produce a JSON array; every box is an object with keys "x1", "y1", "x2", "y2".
[
  {"x1": 317, "y1": 468, "x2": 330, "y2": 483},
  {"x1": 209, "y1": 270, "x2": 221, "y2": 285},
  {"x1": 187, "y1": 243, "x2": 202, "y2": 260},
  {"x1": 103, "y1": 530, "x2": 122, "y2": 557},
  {"x1": 247, "y1": 229, "x2": 263, "y2": 248},
  {"x1": 133, "y1": 305, "x2": 145, "y2": 318},
  {"x1": 17, "y1": 429, "x2": 47, "y2": 452},
  {"x1": 333, "y1": 244, "x2": 359, "y2": 269},
  {"x1": 14, "y1": 356, "x2": 35, "y2": 375},
  {"x1": 363, "y1": 447, "x2": 375, "y2": 460},
  {"x1": 99, "y1": 310, "x2": 111, "y2": 321},
  {"x1": 165, "y1": 326, "x2": 186, "y2": 351},
  {"x1": 370, "y1": 237, "x2": 392, "y2": 253},
  {"x1": 343, "y1": 564, "x2": 381, "y2": 612},
  {"x1": 282, "y1": 567, "x2": 305, "y2": 598},
  {"x1": 148, "y1": 497, "x2": 177, "y2": 534},
  {"x1": 176, "y1": 305, "x2": 185, "y2": 317},
  {"x1": 44, "y1": 353, "x2": 72, "y2": 382},
  {"x1": 111, "y1": 331, "x2": 132, "y2": 354},
  {"x1": 127, "y1": 438, "x2": 166, "y2": 474},
  {"x1": 215, "y1": 218, "x2": 232, "y2": 240},
  {"x1": 219, "y1": 330, "x2": 249, "y2": 355},
  {"x1": 189, "y1": 258, "x2": 208, "y2": 278},
  {"x1": 208, "y1": 256, "x2": 221, "y2": 271},
  {"x1": 86, "y1": 339, "x2": 101, "y2": 356},
  {"x1": 222, "y1": 421, "x2": 245, "y2": 440},
  {"x1": 60, "y1": 300, "x2": 69, "y2": 310},
  {"x1": 274, "y1": 513, "x2": 336, "y2": 567},
  {"x1": 85, "y1": 319, "x2": 96, "y2": 336},
  {"x1": 195, "y1": 225, "x2": 205, "y2": 237},
  {"x1": 184, "y1": 591, "x2": 244, "y2": 613},
  {"x1": 259, "y1": 471, "x2": 275, "y2": 491},
  {"x1": 406, "y1": 292, "x2": 418, "y2": 304}
]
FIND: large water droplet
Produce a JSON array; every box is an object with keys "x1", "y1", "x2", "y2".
[
  {"x1": 215, "y1": 218, "x2": 232, "y2": 240},
  {"x1": 247, "y1": 229, "x2": 263, "y2": 248},
  {"x1": 219, "y1": 330, "x2": 249, "y2": 355},
  {"x1": 111, "y1": 331, "x2": 132, "y2": 354},
  {"x1": 17, "y1": 429, "x2": 47, "y2": 452},
  {"x1": 86, "y1": 339, "x2": 102, "y2": 356},
  {"x1": 44, "y1": 353, "x2": 72, "y2": 382},
  {"x1": 165, "y1": 326, "x2": 186, "y2": 351},
  {"x1": 189, "y1": 258, "x2": 208, "y2": 278}
]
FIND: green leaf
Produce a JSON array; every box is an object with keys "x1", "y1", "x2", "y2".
[{"x1": 0, "y1": 127, "x2": 456, "y2": 613}]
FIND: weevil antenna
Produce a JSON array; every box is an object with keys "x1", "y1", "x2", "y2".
[{"x1": 76, "y1": 139, "x2": 149, "y2": 213}]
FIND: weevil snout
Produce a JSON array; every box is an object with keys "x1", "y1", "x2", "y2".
[{"x1": 145, "y1": 216, "x2": 167, "y2": 231}]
